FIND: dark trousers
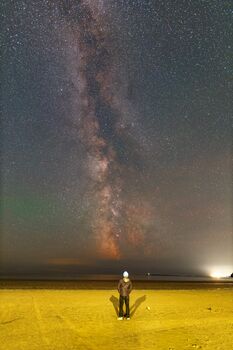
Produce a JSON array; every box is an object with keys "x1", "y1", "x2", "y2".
[{"x1": 119, "y1": 295, "x2": 130, "y2": 317}]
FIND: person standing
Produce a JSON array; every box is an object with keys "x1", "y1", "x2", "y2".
[{"x1": 117, "y1": 271, "x2": 132, "y2": 320}]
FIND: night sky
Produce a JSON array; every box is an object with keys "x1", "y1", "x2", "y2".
[{"x1": 1, "y1": 0, "x2": 232, "y2": 277}]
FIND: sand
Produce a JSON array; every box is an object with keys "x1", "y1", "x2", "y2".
[{"x1": 0, "y1": 281, "x2": 233, "y2": 350}]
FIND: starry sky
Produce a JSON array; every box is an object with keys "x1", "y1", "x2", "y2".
[{"x1": 1, "y1": 0, "x2": 232, "y2": 277}]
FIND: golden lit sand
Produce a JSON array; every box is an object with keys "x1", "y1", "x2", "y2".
[{"x1": 0, "y1": 282, "x2": 233, "y2": 350}]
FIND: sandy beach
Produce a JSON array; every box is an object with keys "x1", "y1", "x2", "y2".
[{"x1": 0, "y1": 281, "x2": 233, "y2": 350}]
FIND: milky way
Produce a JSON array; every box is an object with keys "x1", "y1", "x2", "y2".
[{"x1": 58, "y1": 0, "x2": 155, "y2": 259}]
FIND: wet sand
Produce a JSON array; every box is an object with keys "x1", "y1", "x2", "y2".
[{"x1": 0, "y1": 280, "x2": 232, "y2": 350}]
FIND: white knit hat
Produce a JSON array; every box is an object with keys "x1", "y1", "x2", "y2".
[{"x1": 123, "y1": 271, "x2": 129, "y2": 278}]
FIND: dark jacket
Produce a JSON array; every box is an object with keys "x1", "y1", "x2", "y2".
[{"x1": 118, "y1": 278, "x2": 133, "y2": 297}]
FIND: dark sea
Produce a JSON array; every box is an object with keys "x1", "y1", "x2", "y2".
[{"x1": 0, "y1": 273, "x2": 232, "y2": 283}]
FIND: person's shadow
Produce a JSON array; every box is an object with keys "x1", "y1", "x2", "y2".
[
  {"x1": 130, "y1": 295, "x2": 146, "y2": 317},
  {"x1": 109, "y1": 295, "x2": 119, "y2": 316},
  {"x1": 109, "y1": 295, "x2": 146, "y2": 318}
]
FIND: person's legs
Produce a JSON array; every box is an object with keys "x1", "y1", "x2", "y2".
[
  {"x1": 119, "y1": 295, "x2": 124, "y2": 317},
  {"x1": 125, "y1": 296, "x2": 130, "y2": 318}
]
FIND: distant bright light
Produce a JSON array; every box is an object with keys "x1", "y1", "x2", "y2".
[
  {"x1": 210, "y1": 271, "x2": 226, "y2": 278},
  {"x1": 210, "y1": 267, "x2": 232, "y2": 279}
]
